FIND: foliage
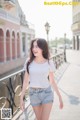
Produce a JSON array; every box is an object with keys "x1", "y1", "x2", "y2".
[
  {"x1": 49, "y1": 37, "x2": 72, "y2": 47},
  {"x1": 0, "y1": 5, "x2": 2, "y2": 8}
]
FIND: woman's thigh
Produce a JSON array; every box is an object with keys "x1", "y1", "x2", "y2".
[
  {"x1": 41, "y1": 103, "x2": 53, "y2": 120},
  {"x1": 32, "y1": 105, "x2": 42, "y2": 120}
]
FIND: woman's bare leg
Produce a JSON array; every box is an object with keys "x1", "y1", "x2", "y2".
[
  {"x1": 41, "y1": 103, "x2": 53, "y2": 120},
  {"x1": 32, "y1": 105, "x2": 42, "y2": 120}
]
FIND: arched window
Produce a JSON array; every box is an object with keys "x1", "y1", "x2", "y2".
[
  {"x1": 6, "y1": 30, "x2": 10, "y2": 61},
  {"x1": 0, "y1": 29, "x2": 4, "y2": 62}
]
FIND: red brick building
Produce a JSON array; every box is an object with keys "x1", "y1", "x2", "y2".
[{"x1": 0, "y1": 0, "x2": 35, "y2": 75}]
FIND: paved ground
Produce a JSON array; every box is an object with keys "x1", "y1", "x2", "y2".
[
  {"x1": 15, "y1": 49, "x2": 80, "y2": 120},
  {"x1": 50, "y1": 49, "x2": 80, "y2": 120}
]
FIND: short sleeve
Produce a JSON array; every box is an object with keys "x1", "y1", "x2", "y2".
[
  {"x1": 49, "y1": 60, "x2": 56, "y2": 72},
  {"x1": 23, "y1": 58, "x2": 29, "y2": 71}
]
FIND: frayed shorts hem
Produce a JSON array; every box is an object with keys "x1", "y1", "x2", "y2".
[{"x1": 31, "y1": 100, "x2": 53, "y2": 107}]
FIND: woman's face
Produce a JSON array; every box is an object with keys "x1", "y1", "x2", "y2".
[{"x1": 32, "y1": 41, "x2": 43, "y2": 57}]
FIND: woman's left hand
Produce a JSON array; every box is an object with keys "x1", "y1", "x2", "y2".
[{"x1": 59, "y1": 97, "x2": 63, "y2": 109}]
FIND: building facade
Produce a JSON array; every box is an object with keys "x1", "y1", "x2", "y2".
[
  {"x1": 0, "y1": 0, "x2": 35, "y2": 75},
  {"x1": 71, "y1": 0, "x2": 80, "y2": 50}
]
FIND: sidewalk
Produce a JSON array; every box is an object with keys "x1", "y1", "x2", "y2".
[{"x1": 50, "y1": 50, "x2": 80, "y2": 120}]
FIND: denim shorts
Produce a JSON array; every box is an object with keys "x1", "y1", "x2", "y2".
[{"x1": 29, "y1": 86, "x2": 54, "y2": 106}]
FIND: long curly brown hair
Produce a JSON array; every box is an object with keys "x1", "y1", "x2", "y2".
[{"x1": 26, "y1": 38, "x2": 50, "y2": 73}]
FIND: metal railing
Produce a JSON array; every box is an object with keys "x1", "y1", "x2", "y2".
[
  {"x1": 0, "y1": 69, "x2": 25, "y2": 118},
  {"x1": 50, "y1": 51, "x2": 64, "y2": 69},
  {"x1": 0, "y1": 51, "x2": 64, "y2": 119}
]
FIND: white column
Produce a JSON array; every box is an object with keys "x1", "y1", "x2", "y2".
[
  {"x1": 20, "y1": 32, "x2": 23, "y2": 57},
  {"x1": 4, "y1": 31, "x2": 6, "y2": 62},
  {"x1": 10, "y1": 31, "x2": 12, "y2": 60},
  {"x1": 15, "y1": 33, "x2": 17, "y2": 59},
  {"x1": 25, "y1": 34, "x2": 28, "y2": 57},
  {"x1": 27, "y1": 34, "x2": 30, "y2": 53}
]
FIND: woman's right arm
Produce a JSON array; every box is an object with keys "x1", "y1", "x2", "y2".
[{"x1": 20, "y1": 71, "x2": 29, "y2": 111}]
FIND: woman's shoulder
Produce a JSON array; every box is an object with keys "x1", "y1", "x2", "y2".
[
  {"x1": 23, "y1": 57, "x2": 30, "y2": 71},
  {"x1": 48, "y1": 59, "x2": 56, "y2": 72}
]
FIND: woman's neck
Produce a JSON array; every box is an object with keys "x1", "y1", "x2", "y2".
[{"x1": 34, "y1": 56, "x2": 46, "y2": 62}]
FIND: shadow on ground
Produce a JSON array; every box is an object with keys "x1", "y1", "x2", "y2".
[{"x1": 59, "y1": 87, "x2": 80, "y2": 105}]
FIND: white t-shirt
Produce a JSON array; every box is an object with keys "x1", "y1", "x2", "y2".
[{"x1": 23, "y1": 59, "x2": 56, "y2": 88}]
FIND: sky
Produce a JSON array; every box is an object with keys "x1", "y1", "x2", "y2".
[{"x1": 18, "y1": 0, "x2": 73, "y2": 40}]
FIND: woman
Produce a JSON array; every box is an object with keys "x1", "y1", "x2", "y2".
[{"x1": 20, "y1": 38, "x2": 63, "y2": 120}]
